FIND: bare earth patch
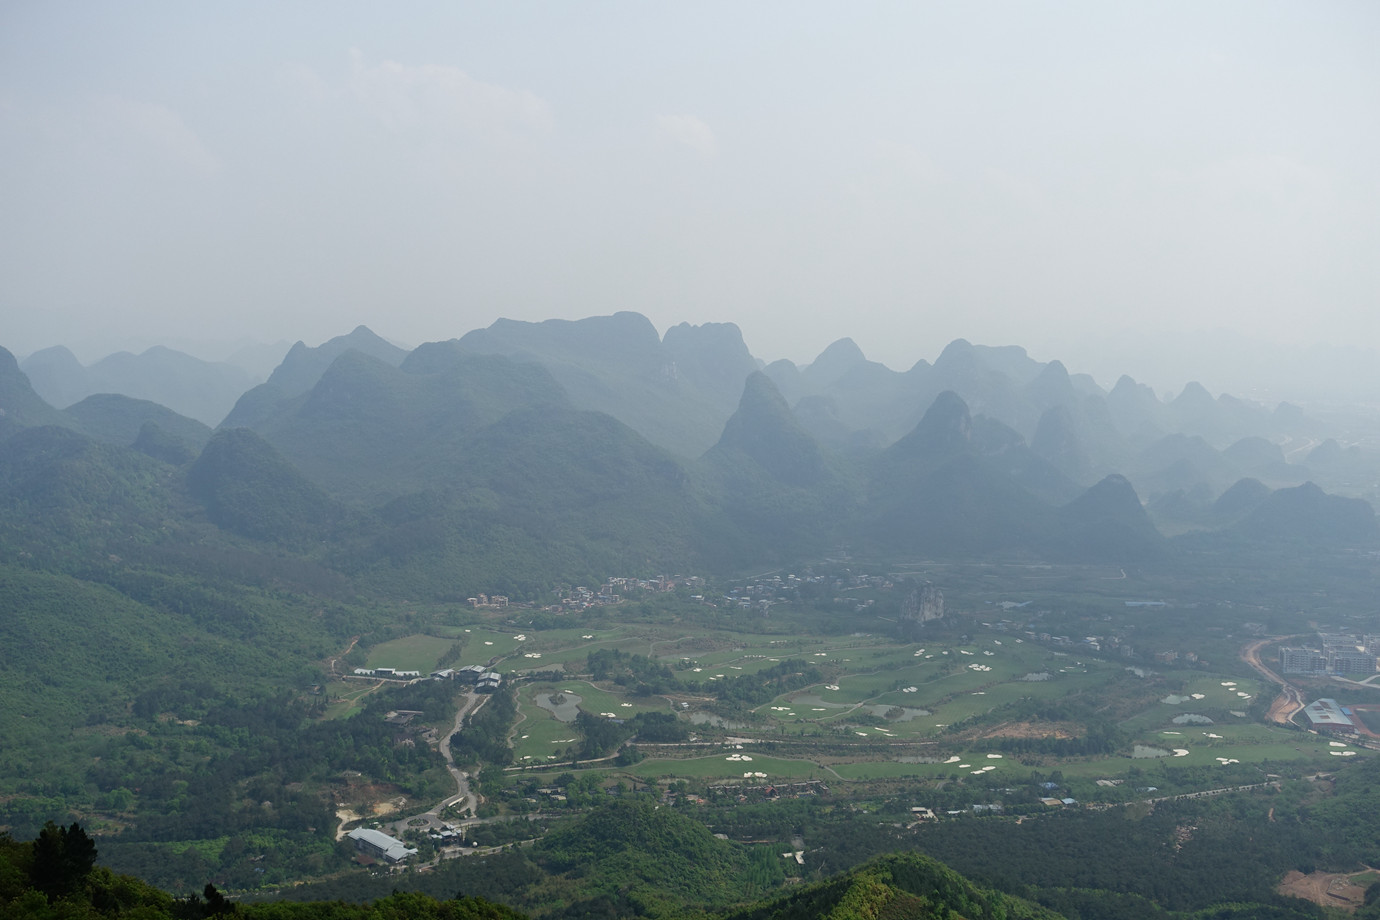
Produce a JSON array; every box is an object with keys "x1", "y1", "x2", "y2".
[
  {"x1": 1278, "y1": 870, "x2": 1367, "y2": 911},
  {"x1": 334, "y1": 808, "x2": 361, "y2": 841},
  {"x1": 977, "y1": 721, "x2": 1077, "y2": 740}
]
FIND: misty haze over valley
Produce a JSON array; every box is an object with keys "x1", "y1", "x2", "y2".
[{"x1": 2, "y1": 5, "x2": 1379, "y2": 919}]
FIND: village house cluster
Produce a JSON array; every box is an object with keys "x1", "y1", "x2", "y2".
[{"x1": 546, "y1": 575, "x2": 706, "y2": 612}]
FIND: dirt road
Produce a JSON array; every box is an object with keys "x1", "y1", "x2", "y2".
[{"x1": 1241, "y1": 636, "x2": 1306, "y2": 725}]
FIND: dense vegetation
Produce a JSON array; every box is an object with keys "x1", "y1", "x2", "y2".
[{"x1": 4, "y1": 326, "x2": 1380, "y2": 919}]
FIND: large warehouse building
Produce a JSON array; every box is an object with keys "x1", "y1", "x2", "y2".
[{"x1": 346, "y1": 827, "x2": 418, "y2": 863}]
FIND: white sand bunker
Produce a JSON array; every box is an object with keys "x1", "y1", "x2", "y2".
[
  {"x1": 944, "y1": 756, "x2": 961, "y2": 763},
  {"x1": 1173, "y1": 749, "x2": 1190, "y2": 757},
  {"x1": 1330, "y1": 751, "x2": 1357, "y2": 757},
  {"x1": 1215, "y1": 757, "x2": 1240, "y2": 764},
  {"x1": 987, "y1": 753, "x2": 1003, "y2": 759}
]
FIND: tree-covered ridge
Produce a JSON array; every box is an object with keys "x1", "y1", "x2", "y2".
[
  {"x1": 188, "y1": 427, "x2": 345, "y2": 547},
  {"x1": 717, "y1": 851, "x2": 1065, "y2": 920},
  {"x1": 0, "y1": 821, "x2": 1076, "y2": 920},
  {"x1": 65, "y1": 392, "x2": 213, "y2": 453},
  {"x1": 0, "y1": 822, "x2": 527, "y2": 920},
  {"x1": 533, "y1": 798, "x2": 786, "y2": 914}
]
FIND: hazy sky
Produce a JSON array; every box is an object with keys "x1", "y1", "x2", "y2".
[{"x1": 2, "y1": 2, "x2": 1377, "y2": 385}]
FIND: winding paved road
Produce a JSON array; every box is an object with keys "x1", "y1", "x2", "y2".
[{"x1": 382, "y1": 691, "x2": 487, "y2": 838}]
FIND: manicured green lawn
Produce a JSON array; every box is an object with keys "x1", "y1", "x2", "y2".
[
  {"x1": 510, "y1": 689, "x2": 581, "y2": 764},
  {"x1": 357, "y1": 623, "x2": 1362, "y2": 801},
  {"x1": 365, "y1": 634, "x2": 455, "y2": 672},
  {"x1": 627, "y1": 753, "x2": 826, "y2": 781}
]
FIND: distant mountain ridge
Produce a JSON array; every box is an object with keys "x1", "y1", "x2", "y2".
[
  {"x1": 21, "y1": 344, "x2": 255, "y2": 427},
  {"x1": 455, "y1": 312, "x2": 760, "y2": 457},
  {"x1": 5, "y1": 311, "x2": 1379, "y2": 584},
  {"x1": 220, "y1": 326, "x2": 409, "y2": 431}
]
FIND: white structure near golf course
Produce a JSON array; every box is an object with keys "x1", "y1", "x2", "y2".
[{"x1": 346, "y1": 827, "x2": 417, "y2": 863}]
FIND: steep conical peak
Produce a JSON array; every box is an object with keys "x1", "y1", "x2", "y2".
[
  {"x1": 1109, "y1": 374, "x2": 1161, "y2": 406},
  {"x1": 1173, "y1": 381, "x2": 1215, "y2": 407},
  {"x1": 188, "y1": 427, "x2": 337, "y2": 544},
  {"x1": 1214, "y1": 477, "x2": 1270, "y2": 516},
  {"x1": 804, "y1": 337, "x2": 868, "y2": 385},
  {"x1": 711, "y1": 371, "x2": 826, "y2": 486},
  {"x1": 1056, "y1": 473, "x2": 1164, "y2": 561},
  {"x1": 340, "y1": 325, "x2": 394, "y2": 348},
  {"x1": 1110, "y1": 374, "x2": 1140, "y2": 396},
  {"x1": 933, "y1": 338, "x2": 978, "y2": 372},
  {"x1": 814, "y1": 336, "x2": 866, "y2": 364},
  {"x1": 1041, "y1": 359, "x2": 1069, "y2": 379},
  {"x1": 1026, "y1": 359, "x2": 1077, "y2": 408},
  {"x1": 1070, "y1": 473, "x2": 1141, "y2": 510},
  {"x1": 732, "y1": 370, "x2": 789, "y2": 417},
  {"x1": 19, "y1": 344, "x2": 87, "y2": 406},
  {"x1": 262, "y1": 326, "x2": 407, "y2": 395},
  {"x1": 890, "y1": 390, "x2": 972, "y2": 460}
]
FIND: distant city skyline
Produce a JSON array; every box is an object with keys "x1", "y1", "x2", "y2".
[{"x1": 3, "y1": 3, "x2": 1377, "y2": 399}]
